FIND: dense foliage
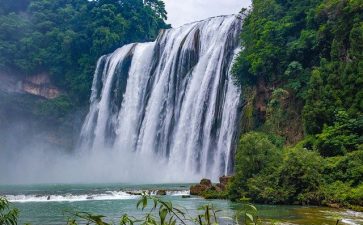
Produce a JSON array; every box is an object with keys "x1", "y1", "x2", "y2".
[
  {"x1": 0, "y1": 197, "x2": 18, "y2": 225},
  {"x1": 0, "y1": 0, "x2": 169, "y2": 103},
  {"x1": 231, "y1": 0, "x2": 363, "y2": 208}
]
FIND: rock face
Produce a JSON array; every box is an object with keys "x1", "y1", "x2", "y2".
[
  {"x1": 22, "y1": 73, "x2": 62, "y2": 99},
  {"x1": 0, "y1": 71, "x2": 62, "y2": 99}
]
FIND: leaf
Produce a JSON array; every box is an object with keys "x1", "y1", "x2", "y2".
[
  {"x1": 172, "y1": 207, "x2": 186, "y2": 217},
  {"x1": 142, "y1": 198, "x2": 147, "y2": 210},
  {"x1": 137, "y1": 199, "x2": 143, "y2": 209},
  {"x1": 246, "y1": 204, "x2": 257, "y2": 212},
  {"x1": 245, "y1": 213, "x2": 254, "y2": 222},
  {"x1": 159, "y1": 208, "x2": 168, "y2": 225},
  {"x1": 152, "y1": 199, "x2": 158, "y2": 210}
]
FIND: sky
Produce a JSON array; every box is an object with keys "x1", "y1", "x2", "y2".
[{"x1": 163, "y1": 0, "x2": 252, "y2": 27}]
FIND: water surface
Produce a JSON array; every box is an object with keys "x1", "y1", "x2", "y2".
[{"x1": 1, "y1": 184, "x2": 362, "y2": 225}]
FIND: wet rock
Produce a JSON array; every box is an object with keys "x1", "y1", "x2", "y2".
[
  {"x1": 47, "y1": 196, "x2": 50, "y2": 200},
  {"x1": 126, "y1": 191, "x2": 142, "y2": 196},
  {"x1": 156, "y1": 190, "x2": 167, "y2": 195},
  {"x1": 182, "y1": 195, "x2": 191, "y2": 198}
]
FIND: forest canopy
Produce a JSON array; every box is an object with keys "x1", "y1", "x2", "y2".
[{"x1": 0, "y1": 0, "x2": 169, "y2": 103}]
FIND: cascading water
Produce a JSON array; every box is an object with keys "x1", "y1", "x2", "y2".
[{"x1": 79, "y1": 15, "x2": 243, "y2": 182}]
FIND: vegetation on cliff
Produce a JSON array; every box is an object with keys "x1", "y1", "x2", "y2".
[
  {"x1": 231, "y1": 0, "x2": 363, "y2": 208},
  {"x1": 0, "y1": 0, "x2": 169, "y2": 103},
  {"x1": 0, "y1": 0, "x2": 169, "y2": 151}
]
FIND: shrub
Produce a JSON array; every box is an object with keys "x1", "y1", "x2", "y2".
[
  {"x1": 323, "y1": 149, "x2": 363, "y2": 186},
  {"x1": 277, "y1": 147, "x2": 324, "y2": 204},
  {"x1": 0, "y1": 196, "x2": 19, "y2": 225},
  {"x1": 229, "y1": 132, "x2": 282, "y2": 201}
]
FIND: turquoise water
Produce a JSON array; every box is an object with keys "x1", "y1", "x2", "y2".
[{"x1": 1, "y1": 184, "x2": 362, "y2": 225}]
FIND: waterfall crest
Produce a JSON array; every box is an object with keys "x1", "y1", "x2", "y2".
[{"x1": 79, "y1": 15, "x2": 243, "y2": 181}]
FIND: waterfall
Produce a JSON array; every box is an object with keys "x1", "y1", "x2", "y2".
[{"x1": 79, "y1": 15, "x2": 242, "y2": 182}]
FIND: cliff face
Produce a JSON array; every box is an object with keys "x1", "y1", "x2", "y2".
[
  {"x1": 22, "y1": 73, "x2": 62, "y2": 99},
  {"x1": 0, "y1": 72, "x2": 62, "y2": 99},
  {"x1": 240, "y1": 78, "x2": 304, "y2": 146}
]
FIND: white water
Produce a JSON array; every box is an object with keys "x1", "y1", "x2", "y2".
[
  {"x1": 79, "y1": 15, "x2": 243, "y2": 182},
  {"x1": 5, "y1": 190, "x2": 190, "y2": 203}
]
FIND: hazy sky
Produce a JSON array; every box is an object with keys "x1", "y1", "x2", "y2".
[{"x1": 164, "y1": 0, "x2": 252, "y2": 27}]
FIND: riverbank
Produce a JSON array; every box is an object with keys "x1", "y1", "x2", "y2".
[{"x1": 190, "y1": 177, "x2": 363, "y2": 213}]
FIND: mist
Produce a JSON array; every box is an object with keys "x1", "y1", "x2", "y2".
[
  {"x1": 0, "y1": 94, "x2": 201, "y2": 185},
  {"x1": 0, "y1": 136, "x2": 201, "y2": 185}
]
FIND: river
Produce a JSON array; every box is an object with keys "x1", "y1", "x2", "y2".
[{"x1": 1, "y1": 183, "x2": 362, "y2": 225}]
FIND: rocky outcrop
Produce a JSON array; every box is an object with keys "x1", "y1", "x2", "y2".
[
  {"x1": 190, "y1": 179, "x2": 212, "y2": 195},
  {"x1": 200, "y1": 179, "x2": 212, "y2": 187},
  {"x1": 22, "y1": 73, "x2": 62, "y2": 99},
  {"x1": 0, "y1": 71, "x2": 62, "y2": 99},
  {"x1": 190, "y1": 177, "x2": 233, "y2": 197}
]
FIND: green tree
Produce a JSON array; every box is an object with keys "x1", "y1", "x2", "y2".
[
  {"x1": 0, "y1": 0, "x2": 169, "y2": 103},
  {"x1": 229, "y1": 132, "x2": 282, "y2": 200}
]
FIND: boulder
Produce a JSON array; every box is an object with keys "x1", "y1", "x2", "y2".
[
  {"x1": 156, "y1": 190, "x2": 167, "y2": 195},
  {"x1": 200, "y1": 178, "x2": 212, "y2": 187},
  {"x1": 190, "y1": 184, "x2": 208, "y2": 195},
  {"x1": 190, "y1": 176, "x2": 234, "y2": 197}
]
